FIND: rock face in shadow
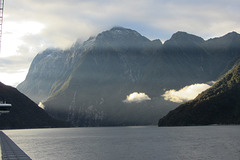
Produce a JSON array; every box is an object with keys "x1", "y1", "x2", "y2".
[
  {"x1": 17, "y1": 27, "x2": 240, "y2": 126},
  {"x1": 158, "y1": 63, "x2": 240, "y2": 126},
  {"x1": 0, "y1": 82, "x2": 68, "y2": 129}
]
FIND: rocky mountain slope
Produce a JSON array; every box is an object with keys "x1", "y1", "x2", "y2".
[
  {"x1": 0, "y1": 82, "x2": 68, "y2": 129},
  {"x1": 17, "y1": 27, "x2": 240, "y2": 126},
  {"x1": 158, "y1": 62, "x2": 240, "y2": 126}
]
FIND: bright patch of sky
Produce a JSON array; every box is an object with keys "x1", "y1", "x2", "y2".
[{"x1": 1, "y1": 21, "x2": 45, "y2": 57}]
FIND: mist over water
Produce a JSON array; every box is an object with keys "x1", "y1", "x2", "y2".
[{"x1": 3, "y1": 126, "x2": 240, "y2": 160}]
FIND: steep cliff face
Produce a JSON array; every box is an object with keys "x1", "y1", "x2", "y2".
[
  {"x1": 158, "y1": 62, "x2": 240, "y2": 126},
  {"x1": 17, "y1": 39, "x2": 88, "y2": 103},
  {"x1": 0, "y1": 82, "x2": 68, "y2": 129},
  {"x1": 44, "y1": 27, "x2": 163, "y2": 126},
  {"x1": 17, "y1": 27, "x2": 240, "y2": 126},
  {"x1": 17, "y1": 48, "x2": 72, "y2": 103}
]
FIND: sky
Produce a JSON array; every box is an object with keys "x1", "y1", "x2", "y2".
[{"x1": 0, "y1": 0, "x2": 240, "y2": 87}]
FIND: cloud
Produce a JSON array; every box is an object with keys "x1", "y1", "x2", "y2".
[
  {"x1": 123, "y1": 92, "x2": 151, "y2": 103},
  {"x1": 38, "y1": 102, "x2": 45, "y2": 109},
  {"x1": 162, "y1": 83, "x2": 212, "y2": 103},
  {"x1": 1, "y1": 0, "x2": 240, "y2": 86},
  {"x1": 5, "y1": 0, "x2": 240, "y2": 47}
]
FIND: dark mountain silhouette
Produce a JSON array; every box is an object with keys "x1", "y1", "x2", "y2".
[
  {"x1": 0, "y1": 82, "x2": 68, "y2": 129},
  {"x1": 158, "y1": 62, "x2": 240, "y2": 126}
]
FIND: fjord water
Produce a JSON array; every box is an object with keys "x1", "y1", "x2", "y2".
[{"x1": 3, "y1": 126, "x2": 240, "y2": 160}]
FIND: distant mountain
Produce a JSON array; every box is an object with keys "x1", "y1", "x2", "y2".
[
  {"x1": 0, "y1": 82, "x2": 68, "y2": 129},
  {"x1": 158, "y1": 62, "x2": 240, "y2": 126},
  {"x1": 17, "y1": 27, "x2": 240, "y2": 126}
]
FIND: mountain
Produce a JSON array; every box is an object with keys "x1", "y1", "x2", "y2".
[
  {"x1": 42, "y1": 27, "x2": 165, "y2": 126},
  {"x1": 158, "y1": 62, "x2": 240, "y2": 126},
  {"x1": 203, "y1": 31, "x2": 240, "y2": 77},
  {"x1": 0, "y1": 82, "x2": 68, "y2": 129},
  {"x1": 145, "y1": 31, "x2": 210, "y2": 90},
  {"x1": 17, "y1": 27, "x2": 240, "y2": 126},
  {"x1": 17, "y1": 47, "x2": 76, "y2": 103}
]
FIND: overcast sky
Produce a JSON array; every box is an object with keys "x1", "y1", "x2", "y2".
[{"x1": 0, "y1": 0, "x2": 240, "y2": 86}]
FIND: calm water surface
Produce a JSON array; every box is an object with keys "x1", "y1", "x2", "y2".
[{"x1": 3, "y1": 126, "x2": 240, "y2": 160}]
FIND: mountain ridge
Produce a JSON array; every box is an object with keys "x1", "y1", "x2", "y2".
[{"x1": 17, "y1": 27, "x2": 240, "y2": 126}]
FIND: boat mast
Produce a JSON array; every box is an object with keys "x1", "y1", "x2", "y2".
[
  {"x1": 0, "y1": 1, "x2": 11, "y2": 115},
  {"x1": 0, "y1": 0, "x2": 4, "y2": 53}
]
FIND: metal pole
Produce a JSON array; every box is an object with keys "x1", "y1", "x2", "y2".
[{"x1": 0, "y1": 0, "x2": 4, "y2": 53}]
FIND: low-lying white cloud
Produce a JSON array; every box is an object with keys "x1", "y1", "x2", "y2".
[
  {"x1": 38, "y1": 102, "x2": 45, "y2": 109},
  {"x1": 162, "y1": 83, "x2": 212, "y2": 103},
  {"x1": 123, "y1": 92, "x2": 151, "y2": 103}
]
